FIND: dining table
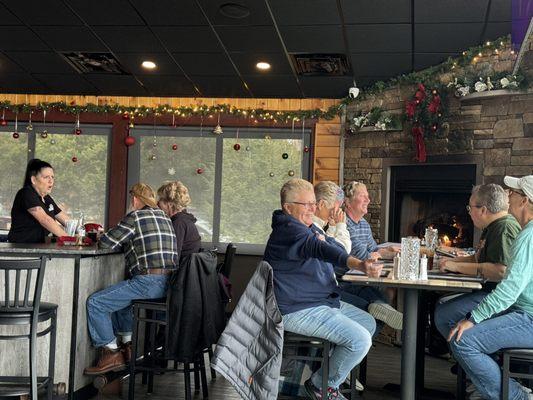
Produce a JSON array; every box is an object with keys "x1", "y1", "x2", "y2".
[{"x1": 342, "y1": 271, "x2": 483, "y2": 400}]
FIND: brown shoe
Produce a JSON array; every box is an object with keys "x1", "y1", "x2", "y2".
[
  {"x1": 121, "y1": 341, "x2": 132, "y2": 363},
  {"x1": 84, "y1": 348, "x2": 126, "y2": 375}
]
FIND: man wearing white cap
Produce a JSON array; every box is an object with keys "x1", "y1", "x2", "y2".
[{"x1": 448, "y1": 175, "x2": 533, "y2": 400}]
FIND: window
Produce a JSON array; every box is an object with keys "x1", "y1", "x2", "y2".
[
  {"x1": 0, "y1": 124, "x2": 111, "y2": 232},
  {"x1": 128, "y1": 126, "x2": 311, "y2": 254}
]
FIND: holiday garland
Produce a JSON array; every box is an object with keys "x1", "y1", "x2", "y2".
[{"x1": 348, "y1": 107, "x2": 402, "y2": 132}]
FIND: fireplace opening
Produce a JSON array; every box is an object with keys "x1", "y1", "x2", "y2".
[{"x1": 388, "y1": 164, "x2": 477, "y2": 248}]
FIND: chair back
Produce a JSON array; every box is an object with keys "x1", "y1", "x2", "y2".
[
  {"x1": 219, "y1": 243, "x2": 236, "y2": 279},
  {"x1": 0, "y1": 257, "x2": 47, "y2": 313}
]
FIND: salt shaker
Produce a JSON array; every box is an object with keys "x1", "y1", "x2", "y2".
[
  {"x1": 392, "y1": 253, "x2": 401, "y2": 280},
  {"x1": 419, "y1": 254, "x2": 428, "y2": 280}
]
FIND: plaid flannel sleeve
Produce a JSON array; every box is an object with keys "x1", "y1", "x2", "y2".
[{"x1": 99, "y1": 213, "x2": 136, "y2": 250}]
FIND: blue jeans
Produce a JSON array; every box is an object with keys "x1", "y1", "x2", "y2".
[
  {"x1": 87, "y1": 274, "x2": 169, "y2": 347},
  {"x1": 449, "y1": 310, "x2": 533, "y2": 400},
  {"x1": 434, "y1": 291, "x2": 488, "y2": 338},
  {"x1": 282, "y1": 301, "x2": 375, "y2": 389},
  {"x1": 339, "y1": 282, "x2": 388, "y2": 335}
]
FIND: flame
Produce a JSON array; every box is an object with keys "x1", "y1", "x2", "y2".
[{"x1": 442, "y1": 235, "x2": 452, "y2": 246}]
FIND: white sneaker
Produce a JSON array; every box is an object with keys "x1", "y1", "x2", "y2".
[
  {"x1": 344, "y1": 376, "x2": 364, "y2": 391},
  {"x1": 368, "y1": 302, "x2": 403, "y2": 330}
]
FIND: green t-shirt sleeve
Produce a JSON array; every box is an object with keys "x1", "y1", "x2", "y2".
[{"x1": 482, "y1": 217, "x2": 520, "y2": 266}]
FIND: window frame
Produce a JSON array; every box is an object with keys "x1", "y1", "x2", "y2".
[
  {"x1": 0, "y1": 123, "x2": 113, "y2": 233},
  {"x1": 127, "y1": 125, "x2": 311, "y2": 255}
]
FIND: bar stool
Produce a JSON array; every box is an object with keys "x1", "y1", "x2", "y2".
[
  {"x1": 0, "y1": 257, "x2": 57, "y2": 400},
  {"x1": 127, "y1": 298, "x2": 208, "y2": 400},
  {"x1": 282, "y1": 332, "x2": 362, "y2": 399}
]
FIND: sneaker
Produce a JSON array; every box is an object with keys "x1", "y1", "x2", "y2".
[
  {"x1": 368, "y1": 302, "x2": 403, "y2": 330},
  {"x1": 344, "y1": 376, "x2": 365, "y2": 391}
]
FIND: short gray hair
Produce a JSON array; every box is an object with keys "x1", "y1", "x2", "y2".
[
  {"x1": 471, "y1": 184, "x2": 508, "y2": 213},
  {"x1": 343, "y1": 181, "x2": 367, "y2": 201},
  {"x1": 314, "y1": 181, "x2": 344, "y2": 208},
  {"x1": 280, "y1": 178, "x2": 314, "y2": 205}
]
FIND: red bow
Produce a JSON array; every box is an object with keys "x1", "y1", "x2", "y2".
[{"x1": 411, "y1": 126, "x2": 427, "y2": 162}]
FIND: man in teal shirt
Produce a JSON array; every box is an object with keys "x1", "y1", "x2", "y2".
[{"x1": 448, "y1": 175, "x2": 533, "y2": 400}]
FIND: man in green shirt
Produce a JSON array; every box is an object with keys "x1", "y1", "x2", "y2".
[
  {"x1": 448, "y1": 175, "x2": 533, "y2": 400},
  {"x1": 435, "y1": 184, "x2": 521, "y2": 338}
]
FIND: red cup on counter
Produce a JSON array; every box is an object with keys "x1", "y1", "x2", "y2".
[{"x1": 85, "y1": 223, "x2": 102, "y2": 243}]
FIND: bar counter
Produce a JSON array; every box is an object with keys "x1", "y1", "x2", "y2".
[{"x1": 0, "y1": 243, "x2": 124, "y2": 399}]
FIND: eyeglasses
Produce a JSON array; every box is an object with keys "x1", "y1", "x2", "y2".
[
  {"x1": 466, "y1": 204, "x2": 483, "y2": 212},
  {"x1": 288, "y1": 201, "x2": 317, "y2": 209},
  {"x1": 507, "y1": 188, "x2": 526, "y2": 197}
]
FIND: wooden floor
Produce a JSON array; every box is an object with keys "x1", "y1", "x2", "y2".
[{"x1": 97, "y1": 342, "x2": 457, "y2": 400}]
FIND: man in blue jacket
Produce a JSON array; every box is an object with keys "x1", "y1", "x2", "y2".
[{"x1": 264, "y1": 178, "x2": 381, "y2": 400}]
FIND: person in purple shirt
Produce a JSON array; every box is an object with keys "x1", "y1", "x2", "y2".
[{"x1": 264, "y1": 178, "x2": 381, "y2": 400}]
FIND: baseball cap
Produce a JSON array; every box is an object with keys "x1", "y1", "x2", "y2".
[
  {"x1": 504, "y1": 175, "x2": 533, "y2": 203},
  {"x1": 129, "y1": 183, "x2": 157, "y2": 208}
]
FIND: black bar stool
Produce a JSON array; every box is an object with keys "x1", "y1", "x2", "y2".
[{"x1": 0, "y1": 257, "x2": 57, "y2": 400}]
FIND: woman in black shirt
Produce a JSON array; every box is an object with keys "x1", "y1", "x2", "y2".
[
  {"x1": 156, "y1": 181, "x2": 201, "y2": 259},
  {"x1": 8, "y1": 159, "x2": 69, "y2": 243}
]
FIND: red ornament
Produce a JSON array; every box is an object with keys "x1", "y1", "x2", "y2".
[
  {"x1": 74, "y1": 128, "x2": 82, "y2": 135},
  {"x1": 196, "y1": 168, "x2": 204, "y2": 174},
  {"x1": 124, "y1": 136, "x2": 136, "y2": 146},
  {"x1": 12, "y1": 132, "x2": 19, "y2": 139},
  {"x1": 233, "y1": 143, "x2": 241, "y2": 151},
  {"x1": 72, "y1": 156, "x2": 78, "y2": 163},
  {"x1": 0, "y1": 119, "x2": 7, "y2": 126},
  {"x1": 172, "y1": 144, "x2": 178, "y2": 151},
  {"x1": 304, "y1": 146, "x2": 310, "y2": 153},
  {"x1": 122, "y1": 113, "x2": 130, "y2": 120}
]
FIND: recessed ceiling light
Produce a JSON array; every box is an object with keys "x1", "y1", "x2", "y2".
[
  {"x1": 142, "y1": 60, "x2": 156, "y2": 69},
  {"x1": 256, "y1": 62, "x2": 271, "y2": 70}
]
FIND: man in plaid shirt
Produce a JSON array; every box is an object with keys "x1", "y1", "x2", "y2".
[{"x1": 84, "y1": 183, "x2": 178, "y2": 375}]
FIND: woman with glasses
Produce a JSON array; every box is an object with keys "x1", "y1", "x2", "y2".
[{"x1": 435, "y1": 184, "x2": 521, "y2": 342}]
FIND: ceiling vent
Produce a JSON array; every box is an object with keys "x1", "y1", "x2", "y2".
[
  {"x1": 61, "y1": 52, "x2": 128, "y2": 74},
  {"x1": 291, "y1": 54, "x2": 350, "y2": 76}
]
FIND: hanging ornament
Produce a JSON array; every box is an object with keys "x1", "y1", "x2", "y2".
[
  {"x1": 12, "y1": 132, "x2": 19, "y2": 139},
  {"x1": 73, "y1": 113, "x2": 82, "y2": 135},
  {"x1": 304, "y1": 146, "x2": 310, "y2": 153},
  {"x1": 50, "y1": 139, "x2": 56, "y2": 145},
  {"x1": 26, "y1": 111, "x2": 33, "y2": 131},
  {"x1": 213, "y1": 114, "x2": 223, "y2": 135},
  {"x1": 152, "y1": 142, "x2": 157, "y2": 148},
  {"x1": 288, "y1": 170, "x2": 295, "y2": 177},
  {"x1": 0, "y1": 109, "x2": 6, "y2": 126},
  {"x1": 172, "y1": 144, "x2": 178, "y2": 151},
  {"x1": 124, "y1": 135, "x2": 136, "y2": 146},
  {"x1": 282, "y1": 153, "x2": 289, "y2": 159},
  {"x1": 122, "y1": 112, "x2": 130, "y2": 120},
  {"x1": 171, "y1": 114, "x2": 177, "y2": 128},
  {"x1": 264, "y1": 134, "x2": 272, "y2": 140},
  {"x1": 12, "y1": 111, "x2": 19, "y2": 139},
  {"x1": 40, "y1": 131, "x2": 48, "y2": 139},
  {"x1": 149, "y1": 154, "x2": 157, "y2": 161},
  {"x1": 196, "y1": 167, "x2": 204, "y2": 174},
  {"x1": 269, "y1": 172, "x2": 275, "y2": 177},
  {"x1": 168, "y1": 167, "x2": 176, "y2": 176},
  {"x1": 245, "y1": 146, "x2": 251, "y2": 151},
  {"x1": 71, "y1": 156, "x2": 78, "y2": 163},
  {"x1": 40, "y1": 109, "x2": 48, "y2": 138},
  {"x1": 233, "y1": 143, "x2": 241, "y2": 151}
]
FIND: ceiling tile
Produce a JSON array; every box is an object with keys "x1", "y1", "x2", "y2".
[
  {"x1": 488, "y1": 0, "x2": 511, "y2": 21},
  {"x1": 153, "y1": 27, "x2": 221, "y2": 52},
  {"x1": 299, "y1": 76, "x2": 353, "y2": 98},
  {"x1": 414, "y1": 53, "x2": 457, "y2": 71},
  {"x1": 6, "y1": 52, "x2": 76, "y2": 74},
  {"x1": 0, "y1": 3, "x2": 22, "y2": 25},
  {"x1": 346, "y1": 24, "x2": 411, "y2": 53},
  {"x1": 415, "y1": 0, "x2": 490, "y2": 23},
  {"x1": 415, "y1": 23, "x2": 484, "y2": 52},
  {"x1": 68, "y1": 0, "x2": 144, "y2": 25},
  {"x1": 0, "y1": 27, "x2": 48, "y2": 51},
  {"x1": 83, "y1": 74, "x2": 147, "y2": 96},
  {"x1": 281, "y1": 25, "x2": 344, "y2": 53},
  {"x1": 229, "y1": 52, "x2": 293, "y2": 75},
  {"x1": 268, "y1": 0, "x2": 341, "y2": 25},
  {"x1": 130, "y1": 0, "x2": 206, "y2": 26},
  {"x1": 0, "y1": 53, "x2": 25, "y2": 73},
  {"x1": 350, "y1": 53, "x2": 412, "y2": 76},
  {"x1": 0, "y1": 73, "x2": 48, "y2": 92},
  {"x1": 93, "y1": 26, "x2": 165, "y2": 53},
  {"x1": 33, "y1": 74, "x2": 98, "y2": 94},
  {"x1": 1, "y1": 0, "x2": 80, "y2": 26},
  {"x1": 199, "y1": 0, "x2": 272, "y2": 26},
  {"x1": 341, "y1": 0, "x2": 411, "y2": 23},
  {"x1": 137, "y1": 75, "x2": 198, "y2": 96},
  {"x1": 172, "y1": 53, "x2": 236, "y2": 76},
  {"x1": 115, "y1": 53, "x2": 184, "y2": 75},
  {"x1": 32, "y1": 26, "x2": 107, "y2": 52},
  {"x1": 216, "y1": 26, "x2": 283, "y2": 52},
  {"x1": 191, "y1": 76, "x2": 250, "y2": 97},
  {"x1": 243, "y1": 75, "x2": 301, "y2": 97}
]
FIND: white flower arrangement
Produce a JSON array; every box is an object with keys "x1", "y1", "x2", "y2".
[
  {"x1": 448, "y1": 74, "x2": 522, "y2": 97},
  {"x1": 349, "y1": 109, "x2": 400, "y2": 133}
]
